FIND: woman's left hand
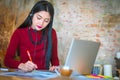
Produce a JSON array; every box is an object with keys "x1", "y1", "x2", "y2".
[{"x1": 49, "y1": 66, "x2": 59, "y2": 71}]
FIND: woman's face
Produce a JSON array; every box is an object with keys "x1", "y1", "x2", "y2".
[{"x1": 31, "y1": 11, "x2": 51, "y2": 31}]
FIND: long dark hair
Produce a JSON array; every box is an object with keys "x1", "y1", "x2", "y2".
[
  {"x1": 19, "y1": 0, "x2": 54, "y2": 69},
  {"x1": 19, "y1": 0, "x2": 54, "y2": 29}
]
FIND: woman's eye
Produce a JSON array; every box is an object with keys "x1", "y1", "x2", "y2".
[
  {"x1": 37, "y1": 17, "x2": 41, "y2": 20},
  {"x1": 44, "y1": 20, "x2": 49, "y2": 23}
]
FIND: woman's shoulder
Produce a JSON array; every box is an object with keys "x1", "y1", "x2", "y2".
[
  {"x1": 11, "y1": 27, "x2": 28, "y2": 37},
  {"x1": 52, "y1": 28, "x2": 56, "y2": 33},
  {"x1": 14, "y1": 27, "x2": 28, "y2": 33}
]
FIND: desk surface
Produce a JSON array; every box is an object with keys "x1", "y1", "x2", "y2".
[
  {"x1": 0, "y1": 69, "x2": 112, "y2": 80},
  {"x1": 0, "y1": 76, "x2": 74, "y2": 80},
  {"x1": 0, "y1": 76, "x2": 35, "y2": 80},
  {"x1": 0, "y1": 69, "x2": 82, "y2": 80}
]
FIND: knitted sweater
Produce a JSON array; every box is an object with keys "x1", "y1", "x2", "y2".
[{"x1": 4, "y1": 27, "x2": 59, "y2": 70}]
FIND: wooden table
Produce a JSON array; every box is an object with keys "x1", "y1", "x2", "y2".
[
  {"x1": 0, "y1": 76, "x2": 35, "y2": 80},
  {"x1": 0, "y1": 69, "x2": 110, "y2": 80},
  {"x1": 0, "y1": 69, "x2": 79, "y2": 80},
  {"x1": 0, "y1": 75, "x2": 77, "y2": 80}
]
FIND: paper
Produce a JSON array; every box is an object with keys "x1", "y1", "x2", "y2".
[
  {"x1": 0, "y1": 70, "x2": 58, "y2": 79},
  {"x1": 0, "y1": 70, "x2": 105, "y2": 80}
]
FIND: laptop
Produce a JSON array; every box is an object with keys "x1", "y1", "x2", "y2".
[{"x1": 64, "y1": 38, "x2": 100, "y2": 75}]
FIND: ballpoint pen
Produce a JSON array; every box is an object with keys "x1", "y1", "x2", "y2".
[
  {"x1": 27, "y1": 50, "x2": 32, "y2": 62},
  {"x1": 27, "y1": 50, "x2": 37, "y2": 71}
]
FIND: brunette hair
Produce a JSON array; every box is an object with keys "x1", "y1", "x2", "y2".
[{"x1": 19, "y1": 0, "x2": 54, "y2": 69}]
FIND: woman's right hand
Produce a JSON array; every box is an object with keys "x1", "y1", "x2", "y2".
[{"x1": 18, "y1": 61, "x2": 37, "y2": 72}]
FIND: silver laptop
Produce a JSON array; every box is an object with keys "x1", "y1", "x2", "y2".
[{"x1": 64, "y1": 38, "x2": 100, "y2": 75}]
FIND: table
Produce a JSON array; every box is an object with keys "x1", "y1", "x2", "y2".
[
  {"x1": 0, "y1": 74, "x2": 85, "y2": 80},
  {"x1": 0, "y1": 76, "x2": 35, "y2": 80},
  {"x1": 0, "y1": 76, "x2": 76, "y2": 80},
  {"x1": 0, "y1": 69, "x2": 87, "y2": 80},
  {"x1": 0, "y1": 68, "x2": 112, "y2": 80}
]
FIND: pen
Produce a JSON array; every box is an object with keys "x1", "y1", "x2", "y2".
[
  {"x1": 27, "y1": 50, "x2": 32, "y2": 62},
  {"x1": 27, "y1": 50, "x2": 37, "y2": 71}
]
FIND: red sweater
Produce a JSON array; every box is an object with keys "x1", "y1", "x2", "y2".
[{"x1": 4, "y1": 27, "x2": 59, "y2": 70}]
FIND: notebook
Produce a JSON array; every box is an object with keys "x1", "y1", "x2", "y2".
[{"x1": 64, "y1": 38, "x2": 100, "y2": 75}]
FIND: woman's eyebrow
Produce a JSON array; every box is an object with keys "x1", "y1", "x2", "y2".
[
  {"x1": 37, "y1": 14, "x2": 42, "y2": 17},
  {"x1": 37, "y1": 14, "x2": 50, "y2": 20}
]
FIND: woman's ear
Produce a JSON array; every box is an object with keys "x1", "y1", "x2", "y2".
[
  {"x1": 29, "y1": 13, "x2": 33, "y2": 17},
  {"x1": 29, "y1": 11, "x2": 33, "y2": 17}
]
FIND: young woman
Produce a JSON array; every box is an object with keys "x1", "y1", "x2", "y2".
[{"x1": 4, "y1": 0, "x2": 59, "y2": 72}]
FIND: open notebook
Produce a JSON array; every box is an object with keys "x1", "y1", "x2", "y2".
[{"x1": 64, "y1": 38, "x2": 100, "y2": 75}]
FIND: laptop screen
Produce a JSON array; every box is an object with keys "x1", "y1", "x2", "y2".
[{"x1": 64, "y1": 39, "x2": 100, "y2": 75}]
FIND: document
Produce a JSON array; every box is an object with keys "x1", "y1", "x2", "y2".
[
  {"x1": 0, "y1": 69, "x2": 102, "y2": 80},
  {"x1": 0, "y1": 70, "x2": 58, "y2": 79}
]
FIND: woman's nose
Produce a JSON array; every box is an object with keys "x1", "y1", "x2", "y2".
[{"x1": 39, "y1": 19, "x2": 44, "y2": 25}]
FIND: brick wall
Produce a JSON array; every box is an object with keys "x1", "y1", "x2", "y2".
[{"x1": 0, "y1": 0, "x2": 120, "y2": 74}]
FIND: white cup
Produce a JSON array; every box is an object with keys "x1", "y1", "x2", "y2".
[
  {"x1": 54, "y1": 66, "x2": 73, "y2": 77},
  {"x1": 116, "y1": 52, "x2": 120, "y2": 59},
  {"x1": 103, "y1": 64, "x2": 112, "y2": 77}
]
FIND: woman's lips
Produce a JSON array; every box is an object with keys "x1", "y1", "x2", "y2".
[{"x1": 37, "y1": 26, "x2": 42, "y2": 28}]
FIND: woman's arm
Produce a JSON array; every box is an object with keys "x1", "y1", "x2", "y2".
[
  {"x1": 4, "y1": 29, "x2": 21, "y2": 68},
  {"x1": 50, "y1": 29, "x2": 59, "y2": 66}
]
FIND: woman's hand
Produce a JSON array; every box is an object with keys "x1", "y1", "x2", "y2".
[
  {"x1": 49, "y1": 66, "x2": 59, "y2": 71},
  {"x1": 49, "y1": 66, "x2": 61, "y2": 76},
  {"x1": 18, "y1": 61, "x2": 37, "y2": 72}
]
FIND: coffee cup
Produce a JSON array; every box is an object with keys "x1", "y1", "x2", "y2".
[
  {"x1": 60, "y1": 66, "x2": 72, "y2": 76},
  {"x1": 55, "y1": 66, "x2": 73, "y2": 77},
  {"x1": 103, "y1": 64, "x2": 112, "y2": 77}
]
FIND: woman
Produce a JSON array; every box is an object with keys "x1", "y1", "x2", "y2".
[{"x1": 4, "y1": 0, "x2": 59, "y2": 72}]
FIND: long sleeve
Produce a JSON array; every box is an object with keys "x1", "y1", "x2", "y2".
[
  {"x1": 4, "y1": 29, "x2": 21, "y2": 68},
  {"x1": 4, "y1": 28, "x2": 60, "y2": 69},
  {"x1": 50, "y1": 29, "x2": 59, "y2": 66}
]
